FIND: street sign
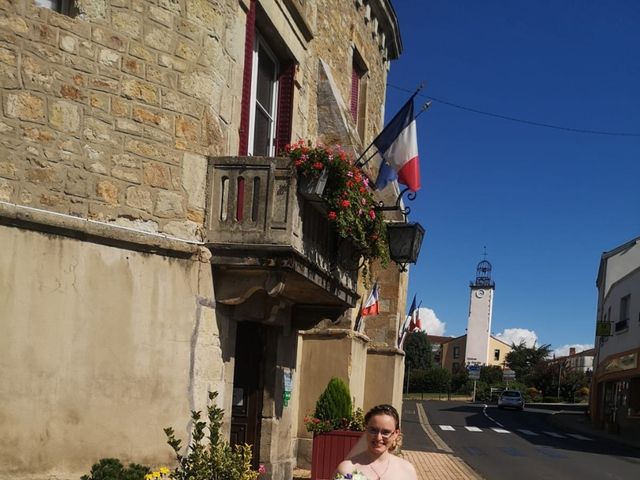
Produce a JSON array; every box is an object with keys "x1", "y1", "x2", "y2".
[
  {"x1": 468, "y1": 364, "x2": 481, "y2": 380},
  {"x1": 503, "y1": 368, "x2": 516, "y2": 381}
]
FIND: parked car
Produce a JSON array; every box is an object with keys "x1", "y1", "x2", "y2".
[{"x1": 498, "y1": 390, "x2": 524, "y2": 410}]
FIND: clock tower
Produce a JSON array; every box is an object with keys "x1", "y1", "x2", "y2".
[{"x1": 465, "y1": 259, "x2": 495, "y2": 365}]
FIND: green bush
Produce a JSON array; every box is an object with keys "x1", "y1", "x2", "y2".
[
  {"x1": 314, "y1": 377, "x2": 353, "y2": 426},
  {"x1": 164, "y1": 391, "x2": 259, "y2": 480},
  {"x1": 80, "y1": 458, "x2": 150, "y2": 480}
]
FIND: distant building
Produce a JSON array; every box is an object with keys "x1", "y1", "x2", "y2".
[
  {"x1": 465, "y1": 259, "x2": 496, "y2": 365},
  {"x1": 434, "y1": 258, "x2": 513, "y2": 372},
  {"x1": 426, "y1": 334, "x2": 454, "y2": 366},
  {"x1": 440, "y1": 334, "x2": 511, "y2": 372},
  {"x1": 549, "y1": 347, "x2": 595, "y2": 374},
  {"x1": 591, "y1": 235, "x2": 640, "y2": 435}
]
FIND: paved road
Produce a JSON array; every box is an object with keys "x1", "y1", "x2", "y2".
[{"x1": 404, "y1": 400, "x2": 640, "y2": 480}]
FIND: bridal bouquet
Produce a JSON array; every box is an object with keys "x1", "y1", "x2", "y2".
[{"x1": 334, "y1": 471, "x2": 368, "y2": 480}]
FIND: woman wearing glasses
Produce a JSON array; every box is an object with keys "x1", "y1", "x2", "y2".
[{"x1": 334, "y1": 404, "x2": 417, "y2": 479}]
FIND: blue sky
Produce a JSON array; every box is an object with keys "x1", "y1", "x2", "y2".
[{"x1": 384, "y1": 1, "x2": 640, "y2": 354}]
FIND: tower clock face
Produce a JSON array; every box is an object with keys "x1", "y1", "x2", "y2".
[{"x1": 475, "y1": 289, "x2": 485, "y2": 298}]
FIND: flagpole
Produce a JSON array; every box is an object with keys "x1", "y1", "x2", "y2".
[{"x1": 354, "y1": 83, "x2": 425, "y2": 168}]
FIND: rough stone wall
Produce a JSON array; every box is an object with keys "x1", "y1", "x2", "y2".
[
  {"x1": 0, "y1": 0, "x2": 246, "y2": 242},
  {"x1": 311, "y1": 0, "x2": 391, "y2": 146}
]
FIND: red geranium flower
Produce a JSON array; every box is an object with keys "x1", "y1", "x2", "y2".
[
  {"x1": 313, "y1": 161, "x2": 324, "y2": 170},
  {"x1": 341, "y1": 199, "x2": 351, "y2": 208},
  {"x1": 327, "y1": 211, "x2": 337, "y2": 221}
]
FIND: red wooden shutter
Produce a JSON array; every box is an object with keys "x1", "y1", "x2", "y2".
[
  {"x1": 239, "y1": 0, "x2": 256, "y2": 155},
  {"x1": 350, "y1": 65, "x2": 360, "y2": 121},
  {"x1": 275, "y1": 62, "x2": 295, "y2": 155}
]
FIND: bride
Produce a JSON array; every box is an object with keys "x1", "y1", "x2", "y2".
[{"x1": 334, "y1": 404, "x2": 417, "y2": 479}]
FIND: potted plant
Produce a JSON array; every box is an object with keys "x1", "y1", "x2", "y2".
[
  {"x1": 285, "y1": 141, "x2": 390, "y2": 284},
  {"x1": 305, "y1": 378, "x2": 364, "y2": 480}
]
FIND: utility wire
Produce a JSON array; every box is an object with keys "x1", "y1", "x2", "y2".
[{"x1": 388, "y1": 83, "x2": 640, "y2": 137}]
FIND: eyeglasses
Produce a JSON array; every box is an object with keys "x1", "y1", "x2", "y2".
[{"x1": 365, "y1": 427, "x2": 395, "y2": 439}]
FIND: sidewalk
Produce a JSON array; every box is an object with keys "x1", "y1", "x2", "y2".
[
  {"x1": 292, "y1": 450, "x2": 482, "y2": 480},
  {"x1": 547, "y1": 410, "x2": 640, "y2": 449}
]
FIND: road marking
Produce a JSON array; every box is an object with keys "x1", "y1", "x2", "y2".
[
  {"x1": 482, "y1": 404, "x2": 505, "y2": 428},
  {"x1": 404, "y1": 409, "x2": 416, "y2": 415},
  {"x1": 439, "y1": 425, "x2": 455, "y2": 431},
  {"x1": 543, "y1": 431, "x2": 567, "y2": 438},
  {"x1": 491, "y1": 428, "x2": 511, "y2": 433},
  {"x1": 566, "y1": 433, "x2": 593, "y2": 441},
  {"x1": 517, "y1": 429, "x2": 539, "y2": 436},
  {"x1": 465, "y1": 426, "x2": 482, "y2": 432},
  {"x1": 415, "y1": 403, "x2": 453, "y2": 453}
]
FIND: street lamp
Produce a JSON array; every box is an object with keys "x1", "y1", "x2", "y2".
[
  {"x1": 387, "y1": 221, "x2": 425, "y2": 271},
  {"x1": 376, "y1": 187, "x2": 426, "y2": 272}
]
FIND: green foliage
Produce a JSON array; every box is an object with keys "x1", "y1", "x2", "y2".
[
  {"x1": 286, "y1": 141, "x2": 389, "y2": 284},
  {"x1": 315, "y1": 377, "x2": 353, "y2": 424},
  {"x1": 305, "y1": 378, "x2": 364, "y2": 435},
  {"x1": 505, "y1": 342, "x2": 552, "y2": 383},
  {"x1": 450, "y1": 366, "x2": 470, "y2": 394},
  {"x1": 479, "y1": 365, "x2": 503, "y2": 385},
  {"x1": 164, "y1": 391, "x2": 259, "y2": 480},
  {"x1": 80, "y1": 458, "x2": 150, "y2": 480},
  {"x1": 559, "y1": 369, "x2": 590, "y2": 403},
  {"x1": 404, "y1": 331, "x2": 432, "y2": 371},
  {"x1": 407, "y1": 367, "x2": 451, "y2": 393}
]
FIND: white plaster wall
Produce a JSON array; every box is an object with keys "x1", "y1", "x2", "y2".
[
  {"x1": 465, "y1": 288, "x2": 494, "y2": 365},
  {"x1": 0, "y1": 225, "x2": 221, "y2": 479},
  {"x1": 599, "y1": 268, "x2": 640, "y2": 362},
  {"x1": 603, "y1": 239, "x2": 640, "y2": 299}
]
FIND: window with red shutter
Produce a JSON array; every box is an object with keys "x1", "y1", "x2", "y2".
[
  {"x1": 275, "y1": 62, "x2": 295, "y2": 155},
  {"x1": 350, "y1": 66, "x2": 360, "y2": 122},
  {"x1": 351, "y1": 51, "x2": 368, "y2": 139},
  {"x1": 240, "y1": 2, "x2": 296, "y2": 157}
]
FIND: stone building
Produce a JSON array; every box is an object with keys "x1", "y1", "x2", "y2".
[{"x1": 0, "y1": 1, "x2": 411, "y2": 479}]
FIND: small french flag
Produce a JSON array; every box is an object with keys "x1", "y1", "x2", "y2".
[
  {"x1": 361, "y1": 282, "x2": 380, "y2": 316},
  {"x1": 374, "y1": 98, "x2": 421, "y2": 192}
]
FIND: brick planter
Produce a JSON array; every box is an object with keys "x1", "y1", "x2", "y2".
[{"x1": 310, "y1": 430, "x2": 362, "y2": 480}]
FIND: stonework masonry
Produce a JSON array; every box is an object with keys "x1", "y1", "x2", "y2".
[{"x1": 0, "y1": 1, "x2": 408, "y2": 478}]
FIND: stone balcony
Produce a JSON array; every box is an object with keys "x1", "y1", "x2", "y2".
[{"x1": 205, "y1": 156, "x2": 360, "y2": 318}]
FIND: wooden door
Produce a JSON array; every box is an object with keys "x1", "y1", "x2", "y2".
[{"x1": 230, "y1": 322, "x2": 265, "y2": 463}]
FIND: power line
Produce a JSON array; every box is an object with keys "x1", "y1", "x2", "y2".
[{"x1": 388, "y1": 83, "x2": 640, "y2": 137}]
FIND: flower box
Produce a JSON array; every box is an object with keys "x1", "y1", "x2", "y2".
[
  {"x1": 311, "y1": 430, "x2": 362, "y2": 480},
  {"x1": 298, "y1": 169, "x2": 329, "y2": 204}
]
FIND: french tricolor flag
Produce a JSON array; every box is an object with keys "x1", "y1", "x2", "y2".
[
  {"x1": 374, "y1": 98, "x2": 421, "y2": 192},
  {"x1": 360, "y1": 282, "x2": 380, "y2": 317}
]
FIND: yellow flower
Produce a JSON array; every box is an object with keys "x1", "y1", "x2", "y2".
[
  {"x1": 152, "y1": 472, "x2": 160, "y2": 479},
  {"x1": 159, "y1": 467, "x2": 170, "y2": 475}
]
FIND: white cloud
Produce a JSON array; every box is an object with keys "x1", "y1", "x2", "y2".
[
  {"x1": 416, "y1": 307, "x2": 446, "y2": 336},
  {"x1": 552, "y1": 344, "x2": 594, "y2": 358},
  {"x1": 495, "y1": 328, "x2": 538, "y2": 347}
]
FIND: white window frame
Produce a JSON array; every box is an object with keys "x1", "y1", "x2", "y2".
[{"x1": 247, "y1": 33, "x2": 279, "y2": 156}]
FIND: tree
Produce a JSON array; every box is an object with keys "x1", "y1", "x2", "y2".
[
  {"x1": 560, "y1": 368, "x2": 589, "y2": 403},
  {"x1": 504, "y1": 342, "x2": 552, "y2": 384},
  {"x1": 404, "y1": 331, "x2": 432, "y2": 370},
  {"x1": 480, "y1": 365, "x2": 503, "y2": 385},
  {"x1": 528, "y1": 359, "x2": 556, "y2": 395}
]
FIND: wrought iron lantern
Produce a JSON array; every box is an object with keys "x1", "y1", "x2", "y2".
[
  {"x1": 376, "y1": 187, "x2": 426, "y2": 272},
  {"x1": 386, "y1": 221, "x2": 425, "y2": 271}
]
